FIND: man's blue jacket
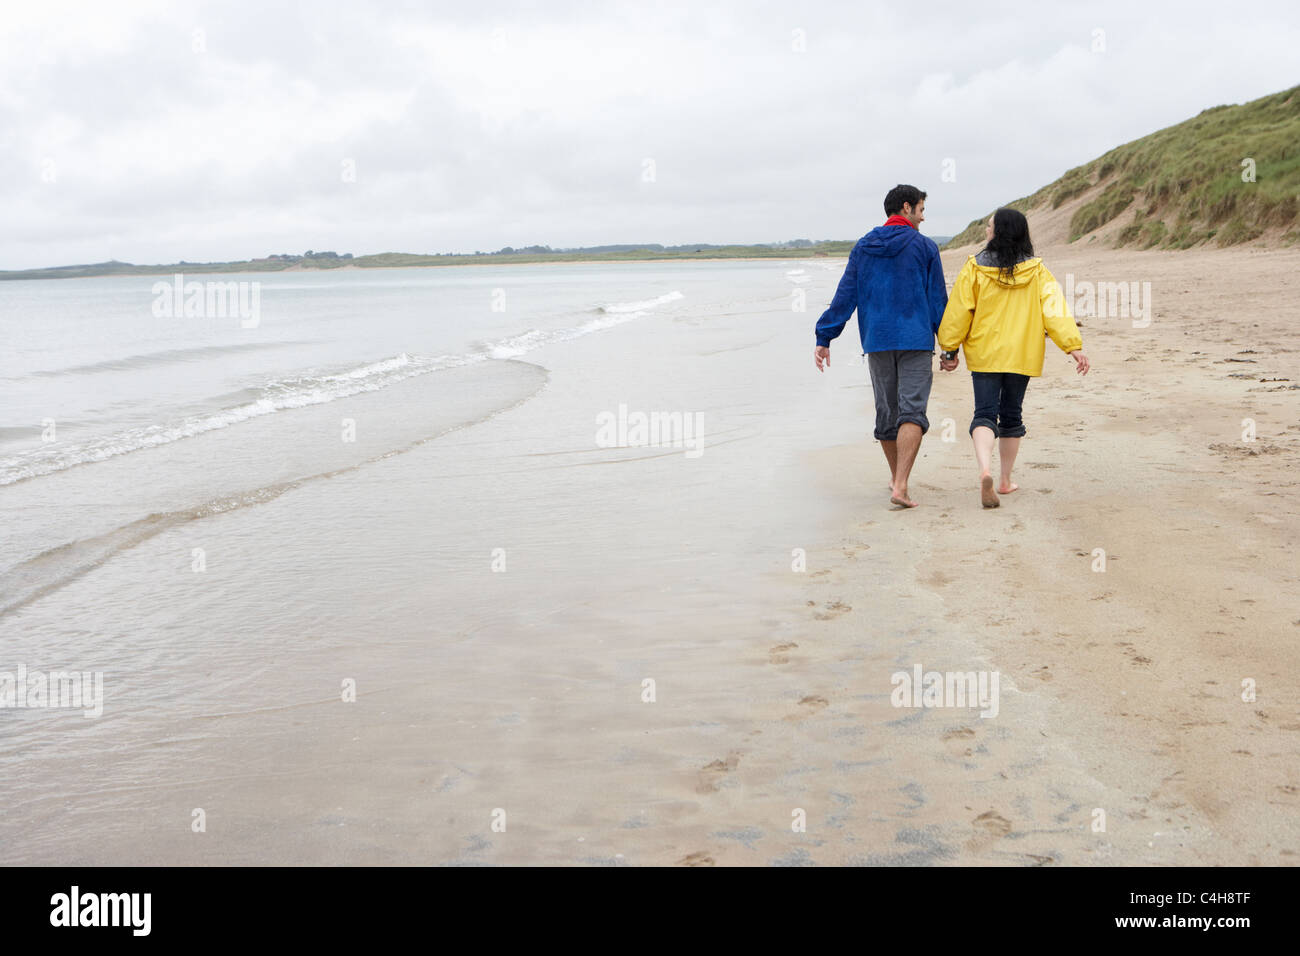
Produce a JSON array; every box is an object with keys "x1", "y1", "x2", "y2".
[{"x1": 814, "y1": 225, "x2": 948, "y2": 353}]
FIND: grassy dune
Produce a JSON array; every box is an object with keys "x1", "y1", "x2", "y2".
[{"x1": 945, "y1": 85, "x2": 1300, "y2": 250}]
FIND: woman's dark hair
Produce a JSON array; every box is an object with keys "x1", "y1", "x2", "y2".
[{"x1": 984, "y1": 208, "x2": 1034, "y2": 283}]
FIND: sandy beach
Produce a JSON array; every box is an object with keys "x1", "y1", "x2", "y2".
[
  {"x1": 2, "y1": 245, "x2": 1296, "y2": 866},
  {"x1": 780, "y1": 243, "x2": 1300, "y2": 866},
  {"x1": 619, "y1": 242, "x2": 1300, "y2": 866}
]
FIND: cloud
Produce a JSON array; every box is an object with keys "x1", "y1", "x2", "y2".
[{"x1": 1, "y1": 0, "x2": 1297, "y2": 267}]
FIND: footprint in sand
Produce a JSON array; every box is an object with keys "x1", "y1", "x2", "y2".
[
  {"x1": 1210, "y1": 441, "x2": 1283, "y2": 457},
  {"x1": 1031, "y1": 665, "x2": 1054, "y2": 681},
  {"x1": 678, "y1": 851, "x2": 716, "y2": 866},
  {"x1": 697, "y1": 752, "x2": 742, "y2": 793},
  {"x1": 768, "y1": 642, "x2": 798, "y2": 665},
  {"x1": 973, "y1": 810, "x2": 1013, "y2": 837},
  {"x1": 965, "y1": 810, "x2": 1015, "y2": 852},
  {"x1": 943, "y1": 727, "x2": 976, "y2": 757},
  {"x1": 784, "y1": 695, "x2": 829, "y2": 721},
  {"x1": 812, "y1": 600, "x2": 852, "y2": 621},
  {"x1": 1116, "y1": 643, "x2": 1152, "y2": 666}
]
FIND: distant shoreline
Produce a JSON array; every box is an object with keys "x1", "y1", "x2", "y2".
[{"x1": 0, "y1": 242, "x2": 887, "y2": 281}]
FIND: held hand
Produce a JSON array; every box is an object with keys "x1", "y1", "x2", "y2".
[
  {"x1": 1070, "y1": 350, "x2": 1090, "y2": 375},
  {"x1": 815, "y1": 346, "x2": 830, "y2": 372},
  {"x1": 939, "y1": 358, "x2": 958, "y2": 372}
]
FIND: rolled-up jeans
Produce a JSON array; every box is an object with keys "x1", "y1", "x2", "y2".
[{"x1": 970, "y1": 371, "x2": 1030, "y2": 438}]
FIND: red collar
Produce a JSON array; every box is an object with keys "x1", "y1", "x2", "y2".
[{"x1": 883, "y1": 215, "x2": 916, "y2": 229}]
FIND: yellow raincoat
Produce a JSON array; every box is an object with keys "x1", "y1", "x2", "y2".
[{"x1": 937, "y1": 256, "x2": 1082, "y2": 377}]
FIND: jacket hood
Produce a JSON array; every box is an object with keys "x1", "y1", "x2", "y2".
[
  {"x1": 970, "y1": 252, "x2": 1043, "y2": 287},
  {"x1": 862, "y1": 224, "x2": 922, "y2": 258}
]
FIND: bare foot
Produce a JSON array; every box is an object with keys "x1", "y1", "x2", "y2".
[
  {"x1": 998, "y1": 481, "x2": 1019, "y2": 494},
  {"x1": 890, "y1": 489, "x2": 918, "y2": 509},
  {"x1": 981, "y1": 474, "x2": 1000, "y2": 509}
]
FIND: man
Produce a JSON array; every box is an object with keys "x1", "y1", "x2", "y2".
[{"x1": 814, "y1": 184, "x2": 947, "y2": 508}]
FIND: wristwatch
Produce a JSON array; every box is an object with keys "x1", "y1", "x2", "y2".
[{"x1": 940, "y1": 350, "x2": 958, "y2": 361}]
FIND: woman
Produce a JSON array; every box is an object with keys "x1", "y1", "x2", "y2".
[{"x1": 937, "y1": 208, "x2": 1089, "y2": 508}]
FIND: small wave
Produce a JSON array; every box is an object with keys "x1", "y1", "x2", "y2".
[
  {"x1": 488, "y1": 330, "x2": 553, "y2": 360},
  {"x1": 187, "y1": 386, "x2": 266, "y2": 410},
  {"x1": 0, "y1": 363, "x2": 550, "y2": 618},
  {"x1": 0, "y1": 299, "x2": 671, "y2": 486},
  {"x1": 489, "y1": 306, "x2": 655, "y2": 358},
  {"x1": 0, "y1": 354, "x2": 445, "y2": 485},
  {"x1": 574, "y1": 311, "x2": 645, "y2": 333},
  {"x1": 599, "y1": 290, "x2": 683, "y2": 314}
]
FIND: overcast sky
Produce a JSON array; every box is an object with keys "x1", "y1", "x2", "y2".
[{"x1": 2, "y1": 0, "x2": 1297, "y2": 268}]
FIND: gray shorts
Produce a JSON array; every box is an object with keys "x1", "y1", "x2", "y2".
[{"x1": 867, "y1": 350, "x2": 933, "y2": 441}]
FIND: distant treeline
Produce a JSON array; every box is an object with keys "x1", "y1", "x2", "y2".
[{"x1": 0, "y1": 239, "x2": 884, "y2": 280}]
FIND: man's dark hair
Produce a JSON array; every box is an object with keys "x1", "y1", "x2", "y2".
[{"x1": 884, "y1": 184, "x2": 926, "y2": 217}]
